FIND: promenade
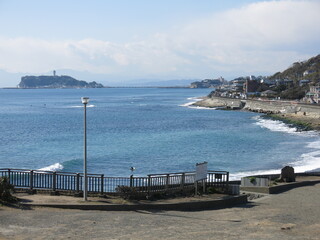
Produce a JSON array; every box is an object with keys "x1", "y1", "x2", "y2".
[{"x1": 1, "y1": 178, "x2": 320, "y2": 239}]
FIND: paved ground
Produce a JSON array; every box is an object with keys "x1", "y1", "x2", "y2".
[
  {"x1": 1, "y1": 181, "x2": 320, "y2": 240},
  {"x1": 10, "y1": 192, "x2": 229, "y2": 206}
]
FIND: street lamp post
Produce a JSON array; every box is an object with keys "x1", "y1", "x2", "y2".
[{"x1": 81, "y1": 97, "x2": 89, "y2": 201}]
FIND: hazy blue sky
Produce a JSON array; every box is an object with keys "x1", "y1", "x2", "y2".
[{"x1": 0, "y1": 0, "x2": 319, "y2": 86}]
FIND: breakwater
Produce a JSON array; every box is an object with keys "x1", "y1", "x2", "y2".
[{"x1": 193, "y1": 97, "x2": 320, "y2": 118}]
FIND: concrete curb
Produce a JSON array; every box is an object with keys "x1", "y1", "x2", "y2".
[
  {"x1": 21, "y1": 195, "x2": 248, "y2": 211},
  {"x1": 240, "y1": 180, "x2": 320, "y2": 194}
]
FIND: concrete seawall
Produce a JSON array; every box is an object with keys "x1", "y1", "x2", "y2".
[{"x1": 194, "y1": 97, "x2": 320, "y2": 118}]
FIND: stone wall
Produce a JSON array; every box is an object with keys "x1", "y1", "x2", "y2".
[
  {"x1": 243, "y1": 99, "x2": 296, "y2": 114},
  {"x1": 244, "y1": 99, "x2": 320, "y2": 118},
  {"x1": 193, "y1": 97, "x2": 243, "y2": 109},
  {"x1": 194, "y1": 97, "x2": 320, "y2": 118}
]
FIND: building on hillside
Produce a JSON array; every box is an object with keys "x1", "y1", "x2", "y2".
[
  {"x1": 261, "y1": 90, "x2": 277, "y2": 98},
  {"x1": 260, "y1": 78, "x2": 276, "y2": 86},
  {"x1": 275, "y1": 79, "x2": 294, "y2": 87},
  {"x1": 303, "y1": 70, "x2": 315, "y2": 76},
  {"x1": 190, "y1": 77, "x2": 225, "y2": 88},
  {"x1": 299, "y1": 79, "x2": 310, "y2": 86},
  {"x1": 304, "y1": 85, "x2": 320, "y2": 104},
  {"x1": 243, "y1": 80, "x2": 260, "y2": 98}
]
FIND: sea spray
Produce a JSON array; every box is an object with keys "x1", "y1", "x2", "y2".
[
  {"x1": 253, "y1": 115, "x2": 298, "y2": 134},
  {"x1": 180, "y1": 97, "x2": 217, "y2": 109},
  {"x1": 38, "y1": 163, "x2": 63, "y2": 172},
  {"x1": 253, "y1": 115, "x2": 318, "y2": 136}
]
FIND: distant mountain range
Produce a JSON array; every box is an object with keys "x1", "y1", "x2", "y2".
[
  {"x1": 122, "y1": 79, "x2": 198, "y2": 87},
  {"x1": 1, "y1": 54, "x2": 319, "y2": 88}
]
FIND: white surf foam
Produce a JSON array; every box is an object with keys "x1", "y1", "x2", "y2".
[
  {"x1": 288, "y1": 139, "x2": 320, "y2": 172},
  {"x1": 38, "y1": 163, "x2": 64, "y2": 172},
  {"x1": 69, "y1": 104, "x2": 95, "y2": 108},
  {"x1": 232, "y1": 142, "x2": 320, "y2": 180},
  {"x1": 180, "y1": 97, "x2": 202, "y2": 107},
  {"x1": 289, "y1": 151, "x2": 320, "y2": 173},
  {"x1": 187, "y1": 105, "x2": 217, "y2": 110},
  {"x1": 253, "y1": 116, "x2": 298, "y2": 134},
  {"x1": 230, "y1": 116, "x2": 320, "y2": 180},
  {"x1": 180, "y1": 97, "x2": 216, "y2": 109},
  {"x1": 253, "y1": 116, "x2": 317, "y2": 136},
  {"x1": 230, "y1": 169, "x2": 281, "y2": 181},
  {"x1": 306, "y1": 139, "x2": 320, "y2": 149}
]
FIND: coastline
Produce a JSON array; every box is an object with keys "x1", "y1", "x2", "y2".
[
  {"x1": 266, "y1": 113, "x2": 320, "y2": 131},
  {"x1": 191, "y1": 96, "x2": 320, "y2": 177},
  {"x1": 193, "y1": 96, "x2": 320, "y2": 131}
]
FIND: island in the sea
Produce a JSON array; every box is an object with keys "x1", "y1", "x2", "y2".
[{"x1": 18, "y1": 71, "x2": 104, "y2": 89}]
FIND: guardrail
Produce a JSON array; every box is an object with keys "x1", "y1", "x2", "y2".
[{"x1": 0, "y1": 168, "x2": 229, "y2": 195}]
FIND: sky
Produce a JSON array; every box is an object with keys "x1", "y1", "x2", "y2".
[{"x1": 0, "y1": 0, "x2": 319, "y2": 87}]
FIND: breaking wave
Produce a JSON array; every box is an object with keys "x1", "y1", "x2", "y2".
[
  {"x1": 229, "y1": 116, "x2": 320, "y2": 180},
  {"x1": 180, "y1": 97, "x2": 216, "y2": 109},
  {"x1": 38, "y1": 163, "x2": 64, "y2": 172},
  {"x1": 252, "y1": 116, "x2": 317, "y2": 136},
  {"x1": 69, "y1": 104, "x2": 95, "y2": 108}
]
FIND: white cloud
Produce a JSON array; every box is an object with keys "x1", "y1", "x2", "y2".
[{"x1": 0, "y1": 0, "x2": 319, "y2": 81}]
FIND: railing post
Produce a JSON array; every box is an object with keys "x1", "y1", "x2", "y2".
[
  {"x1": 76, "y1": 173, "x2": 80, "y2": 193},
  {"x1": 52, "y1": 172, "x2": 57, "y2": 191},
  {"x1": 8, "y1": 169, "x2": 11, "y2": 184},
  {"x1": 30, "y1": 170, "x2": 34, "y2": 191},
  {"x1": 130, "y1": 175, "x2": 134, "y2": 187},
  {"x1": 180, "y1": 173, "x2": 185, "y2": 190},
  {"x1": 100, "y1": 174, "x2": 104, "y2": 194},
  {"x1": 226, "y1": 172, "x2": 229, "y2": 192},
  {"x1": 165, "y1": 174, "x2": 169, "y2": 191},
  {"x1": 194, "y1": 180, "x2": 198, "y2": 195},
  {"x1": 147, "y1": 175, "x2": 151, "y2": 195},
  {"x1": 207, "y1": 173, "x2": 212, "y2": 187}
]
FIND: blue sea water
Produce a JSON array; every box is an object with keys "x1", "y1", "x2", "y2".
[{"x1": 0, "y1": 88, "x2": 319, "y2": 179}]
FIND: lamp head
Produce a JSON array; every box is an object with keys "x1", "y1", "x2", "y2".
[{"x1": 81, "y1": 97, "x2": 90, "y2": 104}]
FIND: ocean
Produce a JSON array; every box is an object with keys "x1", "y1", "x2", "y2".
[{"x1": 0, "y1": 88, "x2": 319, "y2": 180}]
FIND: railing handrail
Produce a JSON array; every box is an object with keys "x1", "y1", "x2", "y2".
[
  {"x1": 148, "y1": 170, "x2": 228, "y2": 177},
  {"x1": 1, "y1": 168, "x2": 229, "y2": 178},
  {"x1": 0, "y1": 168, "x2": 102, "y2": 176},
  {"x1": 1, "y1": 168, "x2": 229, "y2": 194}
]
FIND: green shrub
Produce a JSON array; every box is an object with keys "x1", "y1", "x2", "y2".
[
  {"x1": 0, "y1": 177, "x2": 15, "y2": 202},
  {"x1": 273, "y1": 178, "x2": 283, "y2": 183},
  {"x1": 249, "y1": 177, "x2": 257, "y2": 184},
  {"x1": 115, "y1": 185, "x2": 142, "y2": 200},
  {"x1": 207, "y1": 187, "x2": 218, "y2": 194}
]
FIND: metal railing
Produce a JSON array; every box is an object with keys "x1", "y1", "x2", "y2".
[{"x1": 0, "y1": 168, "x2": 229, "y2": 195}]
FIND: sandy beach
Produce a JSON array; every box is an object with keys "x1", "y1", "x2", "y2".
[{"x1": 1, "y1": 177, "x2": 320, "y2": 240}]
